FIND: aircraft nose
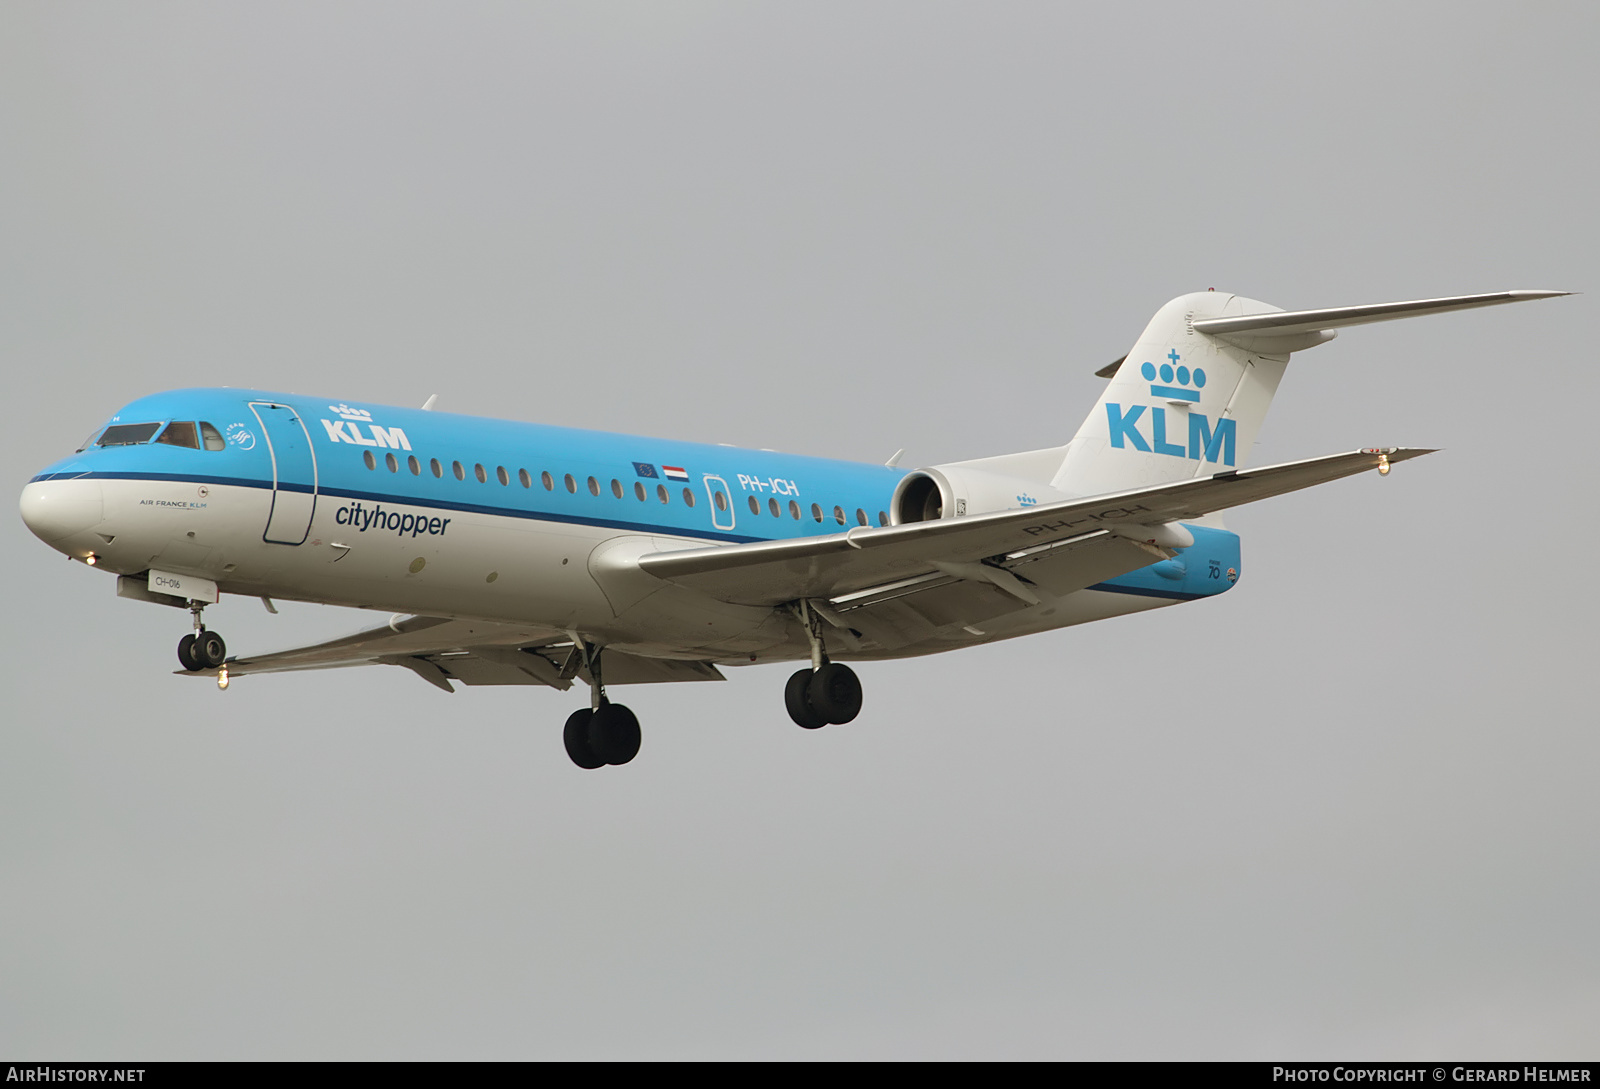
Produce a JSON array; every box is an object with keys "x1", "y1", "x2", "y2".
[{"x1": 20, "y1": 476, "x2": 105, "y2": 546}]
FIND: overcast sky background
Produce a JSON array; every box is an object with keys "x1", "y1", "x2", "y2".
[{"x1": 3, "y1": 1, "x2": 1596, "y2": 1060}]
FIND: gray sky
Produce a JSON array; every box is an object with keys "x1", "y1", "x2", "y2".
[{"x1": 3, "y1": 1, "x2": 1596, "y2": 1059}]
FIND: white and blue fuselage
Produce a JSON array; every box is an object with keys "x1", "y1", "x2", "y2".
[{"x1": 22, "y1": 386, "x2": 1237, "y2": 666}]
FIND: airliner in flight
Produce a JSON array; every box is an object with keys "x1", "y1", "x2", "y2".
[{"x1": 20, "y1": 289, "x2": 1566, "y2": 768}]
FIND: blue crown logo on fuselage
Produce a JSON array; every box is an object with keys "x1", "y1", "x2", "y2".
[{"x1": 1141, "y1": 350, "x2": 1205, "y2": 403}]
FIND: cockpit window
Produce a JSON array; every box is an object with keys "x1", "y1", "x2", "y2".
[
  {"x1": 96, "y1": 423, "x2": 162, "y2": 447},
  {"x1": 76, "y1": 429, "x2": 103, "y2": 452},
  {"x1": 155, "y1": 421, "x2": 200, "y2": 449},
  {"x1": 199, "y1": 422, "x2": 225, "y2": 451}
]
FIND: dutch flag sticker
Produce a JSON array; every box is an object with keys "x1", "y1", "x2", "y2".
[{"x1": 662, "y1": 465, "x2": 690, "y2": 482}]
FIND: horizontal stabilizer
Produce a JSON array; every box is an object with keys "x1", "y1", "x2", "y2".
[{"x1": 1193, "y1": 289, "x2": 1569, "y2": 352}]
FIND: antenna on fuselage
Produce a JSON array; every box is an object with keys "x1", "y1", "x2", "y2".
[{"x1": 420, "y1": 394, "x2": 439, "y2": 411}]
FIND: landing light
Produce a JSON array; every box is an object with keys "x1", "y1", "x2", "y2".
[
  {"x1": 1377, "y1": 453, "x2": 1391, "y2": 476},
  {"x1": 217, "y1": 665, "x2": 230, "y2": 691},
  {"x1": 84, "y1": 553, "x2": 97, "y2": 566}
]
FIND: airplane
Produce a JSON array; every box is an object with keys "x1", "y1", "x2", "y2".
[{"x1": 19, "y1": 288, "x2": 1568, "y2": 769}]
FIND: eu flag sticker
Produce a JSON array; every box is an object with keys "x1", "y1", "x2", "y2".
[{"x1": 633, "y1": 462, "x2": 658, "y2": 478}]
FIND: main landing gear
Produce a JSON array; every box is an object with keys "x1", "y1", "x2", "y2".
[
  {"x1": 784, "y1": 601, "x2": 863, "y2": 729},
  {"x1": 561, "y1": 641, "x2": 642, "y2": 770},
  {"x1": 785, "y1": 662, "x2": 862, "y2": 728},
  {"x1": 176, "y1": 600, "x2": 227, "y2": 671}
]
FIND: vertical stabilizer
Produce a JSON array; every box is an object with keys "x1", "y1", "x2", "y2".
[{"x1": 1053, "y1": 291, "x2": 1291, "y2": 496}]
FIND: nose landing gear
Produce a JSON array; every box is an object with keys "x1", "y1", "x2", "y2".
[{"x1": 176, "y1": 600, "x2": 227, "y2": 671}]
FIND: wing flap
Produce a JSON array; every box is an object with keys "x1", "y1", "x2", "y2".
[
  {"x1": 811, "y1": 531, "x2": 1165, "y2": 649},
  {"x1": 183, "y1": 616, "x2": 724, "y2": 688},
  {"x1": 638, "y1": 448, "x2": 1432, "y2": 606}
]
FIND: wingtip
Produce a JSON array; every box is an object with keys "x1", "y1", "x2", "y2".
[{"x1": 1384, "y1": 447, "x2": 1438, "y2": 464}]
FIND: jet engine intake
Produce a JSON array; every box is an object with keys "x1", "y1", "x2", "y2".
[{"x1": 890, "y1": 466, "x2": 1068, "y2": 525}]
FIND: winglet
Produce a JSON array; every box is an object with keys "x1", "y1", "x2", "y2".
[{"x1": 421, "y1": 394, "x2": 439, "y2": 411}]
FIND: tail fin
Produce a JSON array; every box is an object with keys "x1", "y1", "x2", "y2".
[{"x1": 1051, "y1": 289, "x2": 1568, "y2": 496}]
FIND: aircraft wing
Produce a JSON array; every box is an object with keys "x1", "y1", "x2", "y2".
[
  {"x1": 636, "y1": 447, "x2": 1432, "y2": 607},
  {"x1": 182, "y1": 614, "x2": 724, "y2": 692}
]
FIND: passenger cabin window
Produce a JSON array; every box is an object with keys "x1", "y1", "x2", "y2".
[
  {"x1": 683, "y1": 489, "x2": 696, "y2": 508},
  {"x1": 611, "y1": 479, "x2": 623, "y2": 498},
  {"x1": 364, "y1": 451, "x2": 377, "y2": 470},
  {"x1": 634, "y1": 482, "x2": 646, "y2": 501},
  {"x1": 408, "y1": 455, "x2": 421, "y2": 475},
  {"x1": 474, "y1": 463, "x2": 487, "y2": 483},
  {"x1": 96, "y1": 423, "x2": 161, "y2": 447},
  {"x1": 542, "y1": 471, "x2": 555, "y2": 491},
  {"x1": 386, "y1": 452, "x2": 398, "y2": 472},
  {"x1": 497, "y1": 466, "x2": 509, "y2": 486},
  {"x1": 519, "y1": 469, "x2": 531, "y2": 488},
  {"x1": 155, "y1": 421, "x2": 200, "y2": 449},
  {"x1": 747, "y1": 496, "x2": 760, "y2": 515},
  {"x1": 199, "y1": 423, "x2": 226, "y2": 451},
  {"x1": 587, "y1": 477, "x2": 599, "y2": 496},
  {"x1": 431, "y1": 459, "x2": 443, "y2": 478},
  {"x1": 453, "y1": 461, "x2": 465, "y2": 481},
  {"x1": 789, "y1": 500, "x2": 801, "y2": 520},
  {"x1": 564, "y1": 474, "x2": 576, "y2": 494},
  {"x1": 657, "y1": 485, "x2": 669, "y2": 504},
  {"x1": 834, "y1": 506, "x2": 846, "y2": 525}
]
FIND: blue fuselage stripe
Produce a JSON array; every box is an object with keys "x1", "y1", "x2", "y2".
[{"x1": 31, "y1": 469, "x2": 766, "y2": 543}]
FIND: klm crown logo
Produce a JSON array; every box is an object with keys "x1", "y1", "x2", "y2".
[
  {"x1": 1141, "y1": 350, "x2": 1206, "y2": 403},
  {"x1": 328, "y1": 403, "x2": 374, "y2": 422}
]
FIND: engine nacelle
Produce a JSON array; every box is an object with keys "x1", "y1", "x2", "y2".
[{"x1": 890, "y1": 466, "x2": 1071, "y2": 524}]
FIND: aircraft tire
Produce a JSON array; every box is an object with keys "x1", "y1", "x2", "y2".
[
  {"x1": 563, "y1": 708, "x2": 606, "y2": 769},
  {"x1": 589, "y1": 702, "x2": 642, "y2": 765},
  {"x1": 809, "y1": 663, "x2": 862, "y2": 725},
  {"x1": 785, "y1": 668, "x2": 828, "y2": 729},
  {"x1": 177, "y1": 633, "x2": 201, "y2": 671},
  {"x1": 193, "y1": 630, "x2": 227, "y2": 669}
]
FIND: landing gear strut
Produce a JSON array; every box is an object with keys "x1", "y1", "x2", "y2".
[
  {"x1": 176, "y1": 600, "x2": 226, "y2": 671},
  {"x1": 561, "y1": 640, "x2": 642, "y2": 769},
  {"x1": 785, "y1": 602, "x2": 863, "y2": 728}
]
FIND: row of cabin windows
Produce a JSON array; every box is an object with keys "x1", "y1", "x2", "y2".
[
  {"x1": 359, "y1": 449, "x2": 888, "y2": 526},
  {"x1": 363, "y1": 450, "x2": 699, "y2": 508},
  {"x1": 745, "y1": 493, "x2": 885, "y2": 527}
]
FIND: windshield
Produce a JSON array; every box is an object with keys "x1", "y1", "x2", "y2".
[
  {"x1": 95, "y1": 423, "x2": 162, "y2": 447},
  {"x1": 155, "y1": 421, "x2": 199, "y2": 449}
]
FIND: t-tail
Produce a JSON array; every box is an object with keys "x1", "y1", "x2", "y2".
[{"x1": 1050, "y1": 288, "x2": 1568, "y2": 497}]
